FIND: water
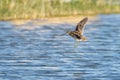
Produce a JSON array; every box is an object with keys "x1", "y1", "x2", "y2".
[{"x1": 0, "y1": 14, "x2": 120, "y2": 80}]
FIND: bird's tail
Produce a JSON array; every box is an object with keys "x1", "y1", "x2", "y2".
[{"x1": 81, "y1": 36, "x2": 87, "y2": 41}]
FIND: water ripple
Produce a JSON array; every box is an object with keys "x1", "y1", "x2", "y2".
[{"x1": 0, "y1": 14, "x2": 120, "y2": 80}]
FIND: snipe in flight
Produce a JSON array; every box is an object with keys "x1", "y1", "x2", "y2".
[{"x1": 67, "y1": 17, "x2": 88, "y2": 47}]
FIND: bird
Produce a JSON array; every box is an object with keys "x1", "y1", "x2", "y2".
[{"x1": 66, "y1": 17, "x2": 88, "y2": 47}]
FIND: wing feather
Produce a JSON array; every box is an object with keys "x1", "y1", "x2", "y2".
[{"x1": 75, "y1": 17, "x2": 88, "y2": 34}]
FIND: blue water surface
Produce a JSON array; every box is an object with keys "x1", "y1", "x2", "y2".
[{"x1": 0, "y1": 14, "x2": 120, "y2": 80}]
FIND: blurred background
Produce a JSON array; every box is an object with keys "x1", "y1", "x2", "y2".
[
  {"x1": 0, "y1": 0, "x2": 120, "y2": 20},
  {"x1": 0, "y1": 0, "x2": 120, "y2": 80}
]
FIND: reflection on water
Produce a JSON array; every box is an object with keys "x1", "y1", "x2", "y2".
[{"x1": 0, "y1": 14, "x2": 120, "y2": 80}]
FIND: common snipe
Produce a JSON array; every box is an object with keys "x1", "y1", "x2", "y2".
[{"x1": 67, "y1": 17, "x2": 88, "y2": 46}]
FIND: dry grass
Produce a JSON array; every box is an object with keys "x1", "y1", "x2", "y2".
[{"x1": 0, "y1": 0, "x2": 120, "y2": 20}]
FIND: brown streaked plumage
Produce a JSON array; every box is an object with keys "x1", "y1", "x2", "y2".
[{"x1": 67, "y1": 17, "x2": 88, "y2": 41}]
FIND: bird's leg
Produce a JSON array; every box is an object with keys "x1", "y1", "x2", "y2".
[{"x1": 74, "y1": 41, "x2": 80, "y2": 48}]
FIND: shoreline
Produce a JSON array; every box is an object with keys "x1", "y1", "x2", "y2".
[{"x1": 11, "y1": 15, "x2": 97, "y2": 26}]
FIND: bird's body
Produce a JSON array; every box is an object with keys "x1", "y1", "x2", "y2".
[
  {"x1": 67, "y1": 17, "x2": 88, "y2": 42},
  {"x1": 67, "y1": 31, "x2": 82, "y2": 41}
]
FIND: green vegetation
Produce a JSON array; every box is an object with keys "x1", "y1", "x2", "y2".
[{"x1": 0, "y1": 0, "x2": 120, "y2": 20}]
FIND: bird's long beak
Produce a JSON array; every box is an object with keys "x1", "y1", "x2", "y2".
[{"x1": 66, "y1": 30, "x2": 71, "y2": 34}]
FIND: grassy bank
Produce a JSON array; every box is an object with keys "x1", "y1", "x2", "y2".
[{"x1": 0, "y1": 0, "x2": 120, "y2": 20}]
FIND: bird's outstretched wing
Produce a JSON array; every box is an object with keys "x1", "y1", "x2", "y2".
[{"x1": 75, "y1": 17, "x2": 88, "y2": 34}]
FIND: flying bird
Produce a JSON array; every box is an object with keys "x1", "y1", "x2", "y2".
[{"x1": 67, "y1": 17, "x2": 88, "y2": 47}]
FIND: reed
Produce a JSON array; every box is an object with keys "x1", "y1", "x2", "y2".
[{"x1": 0, "y1": 0, "x2": 120, "y2": 20}]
